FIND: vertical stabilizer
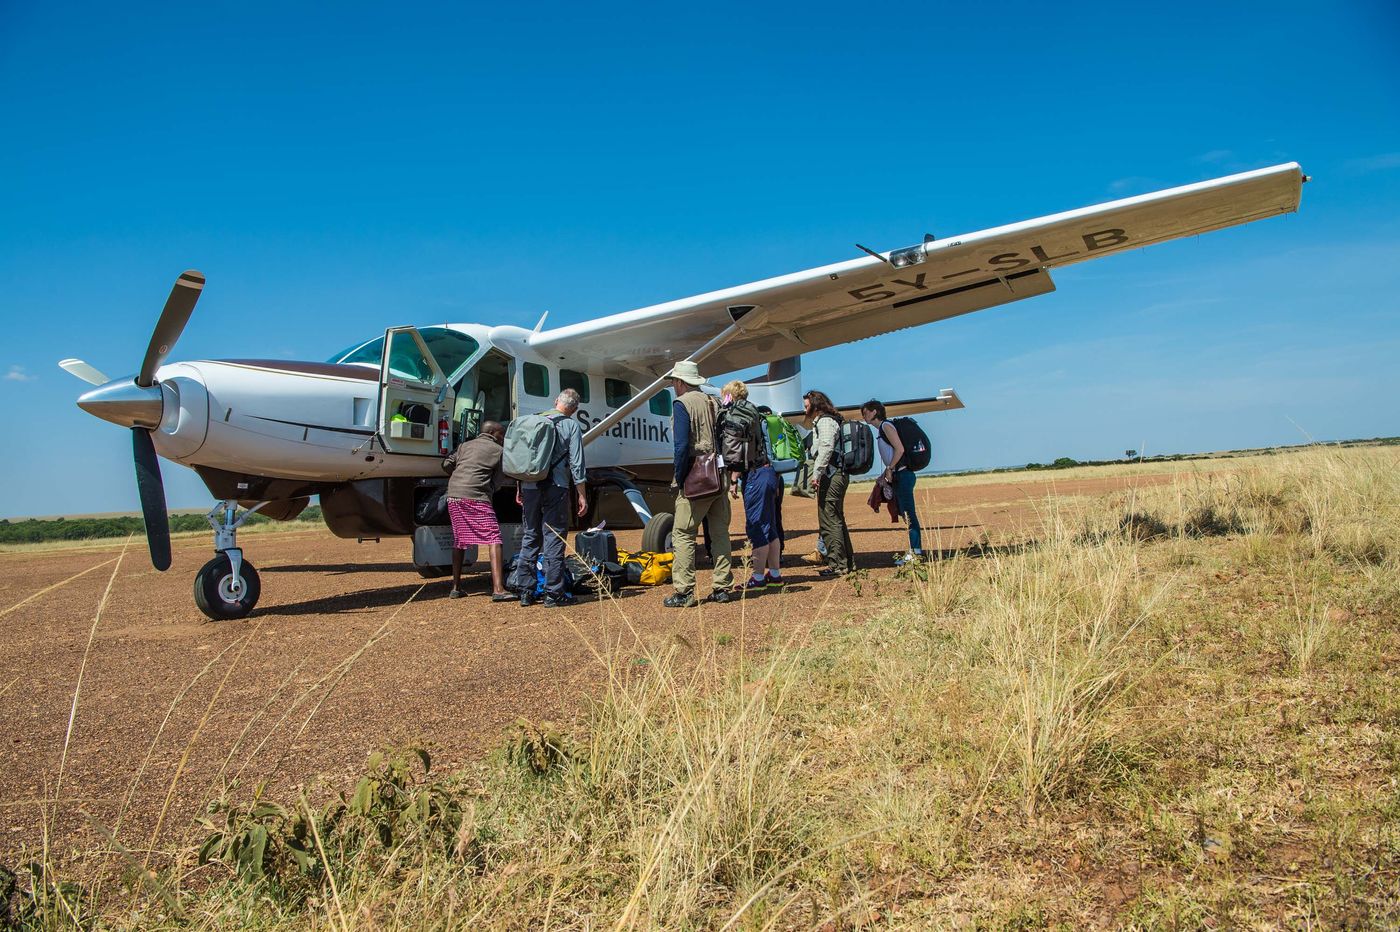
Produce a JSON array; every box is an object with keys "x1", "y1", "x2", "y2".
[{"x1": 745, "y1": 356, "x2": 802, "y2": 414}]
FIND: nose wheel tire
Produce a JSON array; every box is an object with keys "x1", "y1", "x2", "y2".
[
  {"x1": 194, "y1": 553, "x2": 261, "y2": 620},
  {"x1": 641, "y1": 511, "x2": 675, "y2": 553}
]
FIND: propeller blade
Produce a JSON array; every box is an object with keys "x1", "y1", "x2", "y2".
[
  {"x1": 58, "y1": 358, "x2": 110, "y2": 386},
  {"x1": 137, "y1": 270, "x2": 205, "y2": 387},
  {"x1": 132, "y1": 428, "x2": 172, "y2": 571}
]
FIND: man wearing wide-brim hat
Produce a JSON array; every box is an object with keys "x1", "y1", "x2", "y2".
[{"x1": 663, "y1": 360, "x2": 734, "y2": 607}]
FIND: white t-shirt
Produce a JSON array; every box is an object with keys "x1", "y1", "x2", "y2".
[{"x1": 875, "y1": 420, "x2": 899, "y2": 469}]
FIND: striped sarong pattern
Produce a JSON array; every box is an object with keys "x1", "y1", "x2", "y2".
[{"x1": 448, "y1": 498, "x2": 502, "y2": 547}]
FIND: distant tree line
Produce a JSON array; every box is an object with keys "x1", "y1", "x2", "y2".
[
  {"x1": 0, "y1": 506, "x2": 323, "y2": 544},
  {"x1": 925, "y1": 436, "x2": 1399, "y2": 481}
]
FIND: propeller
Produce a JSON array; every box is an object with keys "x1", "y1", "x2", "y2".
[
  {"x1": 133, "y1": 427, "x2": 172, "y2": 570},
  {"x1": 64, "y1": 270, "x2": 205, "y2": 571},
  {"x1": 138, "y1": 271, "x2": 205, "y2": 387},
  {"x1": 58, "y1": 358, "x2": 110, "y2": 385}
]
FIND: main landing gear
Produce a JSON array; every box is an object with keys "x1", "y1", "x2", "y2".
[{"x1": 193, "y1": 500, "x2": 264, "y2": 620}]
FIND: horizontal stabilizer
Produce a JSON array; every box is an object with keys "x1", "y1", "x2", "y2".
[{"x1": 778, "y1": 389, "x2": 964, "y2": 426}]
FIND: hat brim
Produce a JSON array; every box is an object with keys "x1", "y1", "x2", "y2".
[{"x1": 666, "y1": 369, "x2": 708, "y2": 387}]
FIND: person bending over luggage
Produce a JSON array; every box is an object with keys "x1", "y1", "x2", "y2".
[
  {"x1": 664, "y1": 361, "x2": 734, "y2": 608},
  {"x1": 511, "y1": 388, "x2": 587, "y2": 608},
  {"x1": 442, "y1": 420, "x2": 515, "y2": 601},
  {"x1": 721, "y1": 381, "x2": 783, "y2": 593},
  {"x1": 861, "y1": 400, "x2": 923, "y2": 566},
  {"x1": 804, "y1": 390, "x2": 854, "y2": 577}
]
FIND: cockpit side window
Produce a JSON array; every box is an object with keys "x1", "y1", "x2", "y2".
[
  {"x1": 326, "y1": 327, "x2": 479, "y2": 377},
  {"x1": 419, "y1": 328, "x2": 479, "y2": 379},
  {"x1": 329, "y1": 337, "x2": 384, "y2": 366}
]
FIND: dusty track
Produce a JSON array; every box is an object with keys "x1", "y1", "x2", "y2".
[{"x1": 0, "y1": 473, "x2": 1166, "y2": 859}]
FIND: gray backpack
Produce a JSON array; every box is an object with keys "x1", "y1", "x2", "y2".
[{"x1": 503, "y1": 412, "x2": 566, "y2": 482}]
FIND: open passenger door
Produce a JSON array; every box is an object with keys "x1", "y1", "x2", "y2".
[{"x1": 377, "y1": 326, "x2": 456, "y2": 455}]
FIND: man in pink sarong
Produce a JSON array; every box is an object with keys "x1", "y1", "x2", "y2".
[{"x1": 442, "y1": 420, "x2": 513, "y2": 601}]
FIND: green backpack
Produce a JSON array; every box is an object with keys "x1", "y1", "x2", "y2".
[{"x1": 764, "y1": 414, "x2": 803, "y2": 463}]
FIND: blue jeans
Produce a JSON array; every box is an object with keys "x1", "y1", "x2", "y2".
[
  {"x1": 514, "y1": 483, "x2": 569, "y2": 598},
  {"x1": 893, "y1": 469, "x2": 922, "y2": 553}
]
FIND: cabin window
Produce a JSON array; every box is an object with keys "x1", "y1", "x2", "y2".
[
  {"x1": 605, "y1": 378, "x2": 632, "y2": 407},
  {"x1": 523, "y1": 362, "x2": 550, "y2": 398},
  {"x1": 559, "y1": 369, "x2": 591, "y2": 403},
  {"x1": 648, "y1": 389, "x2": 672, "y2": 417}
]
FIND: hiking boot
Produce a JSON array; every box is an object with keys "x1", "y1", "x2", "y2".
[
  {"x1": 664, "y1": 591, "x2": 697, "y2": 608},
  {"x1": 706, "y1": 588, "x2": 736, "y2": 604},
  {"x1": 519, "y1": 590, "x2": 538, "y2": 607},
  {"x1": 817, "y1": 568, "x2": 846, "y2": 579},
  {"x1": 542, "y1": 594, "x2": 579, "y2": 608}
]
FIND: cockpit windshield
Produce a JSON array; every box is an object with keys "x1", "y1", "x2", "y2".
[{"x1": 327, "y1": 327, "x2": 481, "y2": 380}]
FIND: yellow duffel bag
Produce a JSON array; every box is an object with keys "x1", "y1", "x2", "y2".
[{"x1": 616, "y1": 549, "x2": 673, "y2": 586}]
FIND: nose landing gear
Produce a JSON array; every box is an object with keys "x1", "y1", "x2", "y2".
[{"x1": 193, "y1": 501, "x2": 264, "y2": 620}]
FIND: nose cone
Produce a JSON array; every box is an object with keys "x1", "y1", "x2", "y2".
[{"x1": 77, "y1": 379, "x2": 164, "y2": 429}]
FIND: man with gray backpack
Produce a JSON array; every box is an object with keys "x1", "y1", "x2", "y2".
[{"x1": 502, "y1": 388, "x2": 587, "y2": 607}]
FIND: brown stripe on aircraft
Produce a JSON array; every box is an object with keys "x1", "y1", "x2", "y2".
[{"x1": 214, "y1": 360, "x2": 380, "y2": 381}]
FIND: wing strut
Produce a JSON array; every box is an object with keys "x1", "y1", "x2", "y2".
[{"x1": 581, "y1": 308, "x2": 769, "y2": 447}]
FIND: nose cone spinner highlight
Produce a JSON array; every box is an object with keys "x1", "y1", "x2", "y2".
[{"x1": 77, "y1": 379, "x2": 164, "y2": 429}]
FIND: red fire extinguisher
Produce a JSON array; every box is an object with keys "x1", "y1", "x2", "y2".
[{"x1": 437, "y1": 416, "x2": 451, "y2": 454}]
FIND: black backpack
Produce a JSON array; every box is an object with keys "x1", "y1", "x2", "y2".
[
  {"x1": 718, "y1": 400, "x2": 763, "y2": 471},
  {"x1": 888, "y1": 417, "x2": 932, "y2": 472}
]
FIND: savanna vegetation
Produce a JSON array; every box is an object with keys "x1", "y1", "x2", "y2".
[
  {"x1": 7, "y1": 448, "x2": 1398, "y2": 928},
  {"x1": 0, "y1": 508, "x2": 323, "y2": 546}
]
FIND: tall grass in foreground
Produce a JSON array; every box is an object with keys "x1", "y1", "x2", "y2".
[{"x1": 10, "y1": 446, "x2": 1400, "y2": 928}]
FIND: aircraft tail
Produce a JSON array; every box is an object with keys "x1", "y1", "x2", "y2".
[{"x1": 745, "y1": 356, "x2": 803, "y2": 415}]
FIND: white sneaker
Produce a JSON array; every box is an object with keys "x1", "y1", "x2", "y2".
[{"x1": 894, "y1": 551, "x2": 920, "y2": 567}]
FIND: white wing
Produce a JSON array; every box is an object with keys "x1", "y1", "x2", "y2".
[
  {"x1": 530, "y1": 163, "x2": 1304, "y2": 380},
  {"x1": 777, "y1": 390, "x2": 965, "y2": 426}
]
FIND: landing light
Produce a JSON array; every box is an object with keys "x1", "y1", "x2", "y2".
[{"x1": 888, "y1": 245, "x2": 926, "y2": 269}]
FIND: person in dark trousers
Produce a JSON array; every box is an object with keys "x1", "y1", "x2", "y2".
[
  {"x1": 511, "y1": 388, "x2": 587, "y2": 607},
  {"x1": 805, "y1": 389, "x2": 854, "y2": 577},
  {"x1": 723, "y1": 381, "x2": 783, "y2": 592},
  {"x1": 664, "y1": 360, "x2": 734, "y2": 608},
  {"x1": 442, "y1": 420, "x2": 515, "y2": 601},
  {"x1": 754, "y1": 404, "x2": 787, "y2": 556},
  {"x1": 861, "y1": 399, "x2": 924, "y2": 565}
]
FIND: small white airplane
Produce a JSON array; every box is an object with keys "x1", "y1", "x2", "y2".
[{"x1": 61, "y1": 163, "x2": 1306, "y2": 619}]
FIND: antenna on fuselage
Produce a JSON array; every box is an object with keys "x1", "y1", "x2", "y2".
[
  {"x1": 854, "y1": 243, "x2": 890, "y2": 264},
  {"x1": 531, "y1": 310, "x2": 549, "y2": 335}
]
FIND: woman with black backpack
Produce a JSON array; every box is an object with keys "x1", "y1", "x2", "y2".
[
  {"x1": 804, "y1": 390, "x2": 855, "y2": 577},
  {"x1": 861, "y1": 399, "x2": 928, "y2": 566},
  {"x1": 720, "y1": 380, "x2": 783, "y2": 593}
]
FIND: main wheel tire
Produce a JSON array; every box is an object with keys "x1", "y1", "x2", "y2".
[
  {"x1": 416, "y1": 565, "x2": 451, "y2": 579},
  {"x1": 193, "y1": 554, "x2": 261, "y2": 621},
  {"x1": 641, "y1": 512, "x2": 675, "y2": 553}
]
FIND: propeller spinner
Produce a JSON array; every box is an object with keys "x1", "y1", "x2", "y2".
[{"x1": 60, "y1": 271, "x2": 205, "y2": 571}]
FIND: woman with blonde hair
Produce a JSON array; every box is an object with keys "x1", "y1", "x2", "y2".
[{"x1": 719, "y1": 379, "x2": 783, "y2": 592}]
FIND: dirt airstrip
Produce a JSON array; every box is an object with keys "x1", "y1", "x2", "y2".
[{"x1": 0, "y1": 474, "x2": 1166, "y2": 861}]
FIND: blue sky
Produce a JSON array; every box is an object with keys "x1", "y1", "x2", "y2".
[{"x1": 2, "y1": 1, "x2": 1398, "y2": 517}]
